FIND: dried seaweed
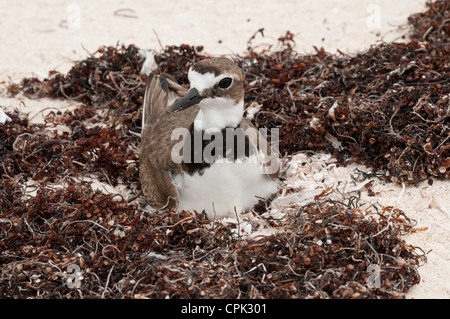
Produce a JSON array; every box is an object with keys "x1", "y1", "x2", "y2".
[
  {"x1": 408, "y1": 0, "x2": 450, "y2": 43},
  {"x1": 12, "y1": 34, "x2": 448, "y2": 183},
  {"x1": 0, "y1": 180, "x2": 425, "y2": 298},
  {"x1": 0, "y1": 108, "x2": 139, "y2": 187},
  {"x1": 243, "y1": 40, "x2": 449, "y2": 183}
]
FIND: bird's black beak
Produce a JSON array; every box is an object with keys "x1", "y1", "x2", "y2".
[{"x1": 171, "y1": 88, "x2": 206, "y2": 113}]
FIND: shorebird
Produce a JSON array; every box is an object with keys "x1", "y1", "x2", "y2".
[{"x1": 139, "y1": 57, "x2": 279, "y2": 219}]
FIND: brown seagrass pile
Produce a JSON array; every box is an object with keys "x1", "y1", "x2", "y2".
[{"x1": 1, "y1": 0, "x2": 447, "y2": 298}]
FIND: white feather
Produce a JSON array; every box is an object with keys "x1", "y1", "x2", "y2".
[
  {"x1": 0, "y1": 107, "x2": 11, "y2": 125},
  {"x1": 188, "y1": 70, "x2": 218, "y2": 92},
  {"x1": 173, "y1": 156, "x2": 278, "y2": 219},
  {"x1": 188, "y1": 69, "x2": 232, "y2": 93},
  {"x1": 139, "y1": 49, "x2": 156, "y2": 75},
  {"x1": 194, "y1": 98, "x2": 244, "y2": 131}
]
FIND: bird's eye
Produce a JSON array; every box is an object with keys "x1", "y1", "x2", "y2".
[{"x1": 218, "y1": 77, "x2": 232, "y2": 89}]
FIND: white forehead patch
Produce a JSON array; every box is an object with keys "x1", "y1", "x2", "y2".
[{"x1": 188, "y1": 69, "x2": 230, "y2": 92}]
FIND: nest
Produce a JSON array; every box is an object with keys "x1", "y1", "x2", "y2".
[
  {"x1": 1, "y1": 1, "x2": 447, "y2": 299},
  {"x1": 0, "y1": 173, "x2": 424, "y2": 298}
]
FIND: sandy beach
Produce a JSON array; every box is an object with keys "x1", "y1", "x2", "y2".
[{"x1": 1, "y1": 0, "x2": 448, "y2": 299}]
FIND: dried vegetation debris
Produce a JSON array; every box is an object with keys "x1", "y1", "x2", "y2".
[
  {"x1": 0, "y1": 108, "x2": 139, "y2": 187},
  {"x1": 408, "y1": 0, "x2": 450, "y2": 43},
  {"x1": 0, "y1": 187, "x2": 425, "y2": 298},
  {"x1": 0, "y1": 1, "x2": 447, "y2": 298},
  {"x1": 11, "y1": 15, "x2": 449, "y2": 184},
  {"x1": 16, "y1": 45, "x2": 147, "y2": 131},
  {"x1": 242, "y1": 39, "x2": 449, "y2": 183}
]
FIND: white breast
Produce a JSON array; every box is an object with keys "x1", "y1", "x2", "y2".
[{"x1": 173, "y1": 157, "x2": 278, "y2": 219}]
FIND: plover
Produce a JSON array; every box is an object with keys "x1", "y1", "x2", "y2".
[{"x1": 140, "y1": 57, "x2": 279, "y2": 219}]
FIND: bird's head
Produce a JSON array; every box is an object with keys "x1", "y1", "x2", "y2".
[{"x1": 171, "y1": 58, "x2": 245, "y2": 120}]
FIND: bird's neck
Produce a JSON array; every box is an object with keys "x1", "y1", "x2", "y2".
[{"x1": 194, "y1": 98, "x2": 244, "y2": 132}]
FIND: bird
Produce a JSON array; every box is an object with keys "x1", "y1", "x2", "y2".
[{"x1": 139, "y1": 57, "x2": 279, "y2": 219}]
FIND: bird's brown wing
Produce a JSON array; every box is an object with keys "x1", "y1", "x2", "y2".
[
  {"x1": 141, "y1": 74, "x2": 189, "y2": 130},
  {"x1": 140, "y1": 74, "x2": 199, "y2": 209}
]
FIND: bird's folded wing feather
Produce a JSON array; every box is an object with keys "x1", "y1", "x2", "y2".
[
  {"x1": 140, "y1": 74, "x2": 198, "y2": 209},
  {"x1": 141, "y1": 107, "x2": 199, "y2": 171},
  {"x1": 141, "y1": 74, "x2": 189, "y2": 130},
  {"x1": 141, "y1": 74, "x2": 199, "y2": 171}
]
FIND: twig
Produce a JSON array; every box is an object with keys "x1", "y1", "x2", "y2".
[
  {"x1": 114, "y1": 8, "x2": 138, "y2": 19},
  {"x1": 102, "y1": 264, "x2": 115, "y2": 298},
  {"x1": 373, "y1": 182, "x2": 405, "y2": 237}
]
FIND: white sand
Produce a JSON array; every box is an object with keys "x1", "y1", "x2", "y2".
[
  {"x1": 0, "y1": 0, "x2": 428, "y2": 82},
  {"x1": 1, "y1": 0, "x2": 448, "y2": 299}
]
